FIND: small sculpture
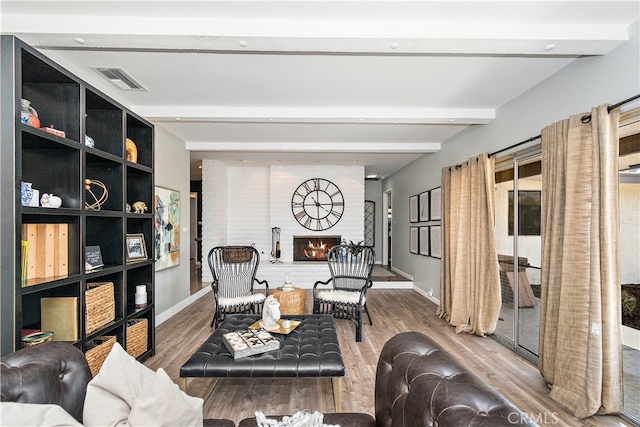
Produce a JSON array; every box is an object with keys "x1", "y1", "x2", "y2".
[
  {"x1": 260, "y1": 295, "x2": 281, "y2": 331},
  {"x1": 126, "y1": 138, "x2": 138, "y2": 163},
  {"x1": 40, "y1": 193, "x2": 62, "y2": 208},
  {"x1": 132, "y1": 201, "x2": 147, "y2": 213}
]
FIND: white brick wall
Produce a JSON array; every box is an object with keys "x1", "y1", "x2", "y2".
[{"x1": 202, "y1": 163, "x2": 365, "y2": 282}]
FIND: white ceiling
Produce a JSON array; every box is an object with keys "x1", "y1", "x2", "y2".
[{"x1": 2, "y1": 1, "x2": 638, "y2": 179}]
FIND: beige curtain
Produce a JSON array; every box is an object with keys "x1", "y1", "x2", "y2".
[
  {"x1": 539, "y1": 104, "x2": 622, "y2": 418},
  {"x1": 437, "y1": 153, "x2": 501, "y2": 336}
]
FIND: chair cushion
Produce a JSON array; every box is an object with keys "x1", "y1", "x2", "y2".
[
  {"x1": 317, "y1": 290, "x2": 364, "y2": 305},
  {"x1": 218, "y1": 293, "x2": 265, "y2": 308}
]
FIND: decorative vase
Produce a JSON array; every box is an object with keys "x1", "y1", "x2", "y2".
[
  {"x1": 21, "y1": 182, "x2": 33, "y2": 206},
  {"x1": 20, "y1": 99, "x2": 40, "y2": 128}
]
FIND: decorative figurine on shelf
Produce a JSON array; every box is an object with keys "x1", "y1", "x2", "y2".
[
  {"x1": 21, "y1": 182, "x2": 33, "y2": 206},
  {"x1": 85, "y1": 134, "x2": 95, "y2": 148},
  {"x1": 259, "y1": 295, "x2": 281, "y2": 331},
  {"x1": 85, "y1": 178, "x2": 109, "y2": 211},
  {"x1": 126, "y1": 138, "x2": 138, "y2": 163},
  {"x1": 40, "y1": 193, "x2": 62, "y2": 208},
  {"x1": 126, "y1": 203, "x2": 132, "y2": 213},
  {"x1": 132, "y1": 201, "x2": 147, "y2": 213},
  {"x1": 20, "y1": 99, "x2": 40, "y2": 128}
]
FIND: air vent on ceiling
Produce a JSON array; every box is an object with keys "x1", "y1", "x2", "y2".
[{"x1": 92, "y1": 67, "x2": 146, "y2": 91}]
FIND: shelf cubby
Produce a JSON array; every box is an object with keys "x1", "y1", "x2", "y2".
[
  {"x1": 85, "y1": 153, "x2": 123, "y2": 212},
  {"x1": 85, "y1": 216, "x2": 124, "y2": 269},
  {"x1": 126, "y1": 113, "x2": 153, "y2": 168},
  {"x1": 85, "y1": 89, "x2": 124, "y2": 157},
  {"x1": 20, "y1": 281, "x2": 81, "y2": 340},
  {"x1": 21, "y1": 131, "x2": 81, "y2": 209},
  {"x1": 126, "y1": 263, "x2": 153, "y2": 316},
  {"x1": 126, "y1": 166, "x2": 153, "y2": 212},
  {"x1": 21, "y1": 50, "x2": 81, "y2": 144}
]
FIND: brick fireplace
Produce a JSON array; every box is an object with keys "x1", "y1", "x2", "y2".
[{"x1": 293, "y1": 235, "x2": 341, "y2": 262}]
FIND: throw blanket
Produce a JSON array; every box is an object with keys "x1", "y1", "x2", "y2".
[{"x1": 255, "y1": 411, "x2": 339, "y2": 427}]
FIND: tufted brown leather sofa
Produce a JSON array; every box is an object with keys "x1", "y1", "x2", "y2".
[
  {"x1": 1, "y1": 341, "x2": 235, "y2": 427},
  {"x1": 239, "y1": 331, "x2": 538, "y2": 426}
]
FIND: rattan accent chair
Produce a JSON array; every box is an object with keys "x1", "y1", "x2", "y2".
[
  {"x1": 313, "y1": 244, "x2": 375, "y2": 342},
  {"x1": 208, "y1": 245, "x2": 269, "y2": 328}
]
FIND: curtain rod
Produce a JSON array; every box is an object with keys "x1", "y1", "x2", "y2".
[{"x1": 489, "y1": 93, "x2": 640, "y2": 158}]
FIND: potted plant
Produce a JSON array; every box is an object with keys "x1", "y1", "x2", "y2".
[{"x1": 348, "y1": 240, "x2": 365, "y2": 259}]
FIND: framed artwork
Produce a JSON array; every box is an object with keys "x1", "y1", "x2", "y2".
[
  {"x1": 429, "y1": 225, "x2": 442, "y2": 258},
  {"x1": 508, "y1": 190, "x2": 541, "y2": 236},
  {"x1": 419, "y1": 226, "x2": 430, "y2": 256},
  {"x1": 126, "y1": 234, "x2": 148, "y2": 263},
  {"x1": 418, "y1": 191, "x2": 429, "y2": 222},
  {"x1": 429, "y1": 187, "x2": 441, "y2": 221},
  {"x1": 155, "y1": 186, "x2": 181, "y2": 271},
  {"x1": 409, "y1": 195, "x2": 419, "y2": 223},
  {"x1": 410, "y1": 226, "x2": 419, "y2": 254}
]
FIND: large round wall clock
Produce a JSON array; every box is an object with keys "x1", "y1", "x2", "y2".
[{"x1": 291, "y1": 178, "x2": 344, "y2": 231}]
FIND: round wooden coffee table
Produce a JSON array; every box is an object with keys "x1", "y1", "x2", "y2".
[{"x1": 270, "y1": 288, "x2": 306, "y2": 315}]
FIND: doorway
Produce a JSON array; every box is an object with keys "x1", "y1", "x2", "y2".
[
  {"x1": 383, "y1": 189, "x2": 392, "y2": 267},
  {"x1": 493, "y1": 147, "x2": 542, "y2": 362}
]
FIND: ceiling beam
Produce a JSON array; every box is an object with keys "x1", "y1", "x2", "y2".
[{"x1": 185, "y1": 141, "x2": 440, "y2": 153}]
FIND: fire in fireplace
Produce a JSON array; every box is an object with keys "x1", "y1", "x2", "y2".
[{"x1": 293, "y1": 236, "x2": 341, "y2": 262}]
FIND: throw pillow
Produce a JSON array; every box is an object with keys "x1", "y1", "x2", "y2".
[
  {"x1": 129, "y1": 368, "x2": 203, "y2": 426},
  {"x1": 1, "y1": 402, "x2": 83, "y2": 426},
  {"x1": 83, "y1": 342, "x2": 203, "y2": 427}
]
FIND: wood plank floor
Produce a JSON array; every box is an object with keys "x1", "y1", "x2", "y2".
[{"x1": 144, "y1": 289, "x2": 632, "y2": 427}]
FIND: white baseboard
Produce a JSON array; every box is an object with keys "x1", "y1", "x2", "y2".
[
  {"x1": 413, "y1": 286, "x2": 440, "y2": 306},
  {"x1": 390, "y1": 266, "x2": 413, "y2": 281},
  {"x1": 622, "y1": 325, "x2": 640, "y2": 350},
  {"x1": 155, "y1": 286, "x2": 211, "y2": 326}
]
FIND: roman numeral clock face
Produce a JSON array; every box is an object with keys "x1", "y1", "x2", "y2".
[{"x1": 291, "y1": 178, "x2": 344, "y2": 231}]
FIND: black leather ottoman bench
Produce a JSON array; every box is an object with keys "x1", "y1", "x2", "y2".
[{"x1": 180, "y1": 314, "x2": 345, "y2": 411}]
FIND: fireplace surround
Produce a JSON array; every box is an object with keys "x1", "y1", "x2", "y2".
[{"x1": 293, "y1": 236, "x2": 341, "y2": 262}]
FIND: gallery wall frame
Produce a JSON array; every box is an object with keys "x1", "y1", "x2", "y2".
[
  {"x1": 410, "y1": 226, "x2": 419, "y2": 254},
  {"x1": 429, "y1": 225, "x2": 442, "y2": 258},
  {"x1": 429, "y1": 187, "x2": 441, "y2": 221},
  {"x1": 154, "y1": 186, "x2": 181, "y2": 271},
  {"x1": 418, "y1": 191, "x2": 430, "y2": 222},
  {"x1": 409, "y1": 195, "x2": 419, "y2": 223},
  {"x1": 419, "y1": 226, "x2": 430, "y2": 256}
]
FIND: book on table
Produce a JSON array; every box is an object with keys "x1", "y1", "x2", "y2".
[{"x1": 222, "y1": 328, "x2": 280, "y2": 359}]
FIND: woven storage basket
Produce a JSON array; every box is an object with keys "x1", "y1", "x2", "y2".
[
  {"x1": 85, "y1": 335, "x2": 116, "y2": 377},
  {"x1": 271, "y1": 288, "x2": 306, "y2": 315},
  {"x1": 126, "y1": 318, "x2": 148, "y2": 358},
  {"x1": 85, "y1": 282, "x2": 115, "y2": 334}
]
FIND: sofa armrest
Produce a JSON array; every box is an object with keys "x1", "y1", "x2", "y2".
[
  {"x1": 375, "y1": 332, "x2": 537, "y2": 427},
  {"x1": 1, "y1": 342, "x2": 92, "y2": 423}
]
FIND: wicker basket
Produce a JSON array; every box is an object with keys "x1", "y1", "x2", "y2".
[
  {"x1": 126, "y1": 318, "x2": 148, "y2": 358},
  {"x1": 271, "y1": 288, "x2": 306, "y2": 315},
  {"x1": 85, "y1": 335, "x2": 116, "y2": 377},
  {"x1": 85, "y1": 282, "x2": 115, "y2": 334}
]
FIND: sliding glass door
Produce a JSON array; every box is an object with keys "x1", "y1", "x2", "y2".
[{"x1": 494, "y1": 148, "x2": 542, "y2": 361}]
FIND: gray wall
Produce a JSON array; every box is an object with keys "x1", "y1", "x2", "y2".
[
  {"x1": 383, "y1": 20, "x2": 640, "y2": 300},
  {"x1": 153, "y1": 126, "x2": 192, "y2": 316}
]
